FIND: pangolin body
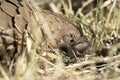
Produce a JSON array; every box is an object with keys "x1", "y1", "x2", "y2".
[{"x1": 0, "y1": 0, "x2": 95, "y2": 59}]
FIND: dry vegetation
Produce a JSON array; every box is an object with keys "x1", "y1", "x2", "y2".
[{"x1": 0, "y1": 0, "x2": 120, "y2": 80}]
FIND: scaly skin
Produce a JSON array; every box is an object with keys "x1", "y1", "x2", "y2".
[{"x1": 0, "y1": 0, "x2": 95, "y2": 59}]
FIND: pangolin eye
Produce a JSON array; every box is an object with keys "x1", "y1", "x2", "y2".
[
  {"x1": 69, "y1": 38, "x2": 75, "y2": 45},
  {"x1": 70, "y1": 39, "x2": 74, "y2": 43}
]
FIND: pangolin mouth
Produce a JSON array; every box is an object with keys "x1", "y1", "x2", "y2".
[
  {"x1": 72, "y1": 42, "x2": 96, "y2": 58},
  {"x1": 73, "y1": 42, "x2": 90, "y2": 52}
]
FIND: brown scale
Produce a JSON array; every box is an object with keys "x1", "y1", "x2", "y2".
[{"x1": 0, "y1": 0, "x2": 96, "y2": 60}]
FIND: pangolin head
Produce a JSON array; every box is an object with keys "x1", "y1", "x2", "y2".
[{"x1": 57, "y1": 31, "x2": 96, "y2": 58}]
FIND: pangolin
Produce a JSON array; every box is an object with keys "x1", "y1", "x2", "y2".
[{"x1": 0, "y1": 0, "x2": 95, "y2": 59}]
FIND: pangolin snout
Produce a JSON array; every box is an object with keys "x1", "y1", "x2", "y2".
[{"x1": 73, "y1": 42, "x2": 96, "y2": 55}]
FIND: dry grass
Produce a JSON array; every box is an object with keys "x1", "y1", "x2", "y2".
[{"x1": 0, "y1": 0, "x2": 120, "y2": 80}]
